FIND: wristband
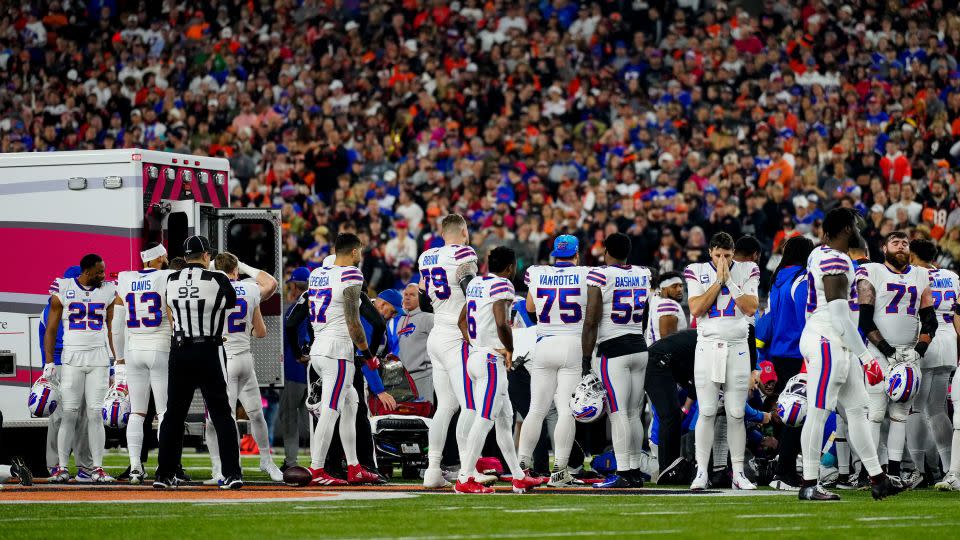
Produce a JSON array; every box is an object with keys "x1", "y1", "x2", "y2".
[
  {"x1": 857, "y1": 351, "x2": 874, "y2": 365},
  {"x1": 876, "y1": 340, "x2": 896, "y2": 358},
  {"x1": 727, "y1": 282, "x2": 744, "y2": 298}
]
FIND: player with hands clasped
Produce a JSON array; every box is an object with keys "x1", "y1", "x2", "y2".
[
  {"x1": 684, "y1": 232, "x2": 759, "y2": 491},
  {"x1": 455, "y1": 247, "x2": 546, "y2": 494},
  {"x1": 581, "y1": 233, "x2": 652, "y2": 488},
  {"x1": 856, "y1": 231, "x2": 937, "y2": 484},
  {"x1": 798, "y1": 208, "x2": 902, "y2": 501}
]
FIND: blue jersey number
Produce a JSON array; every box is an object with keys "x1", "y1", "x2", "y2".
[
  {"x1": 227, "y1": 298, "x2": 248, "y2": 333},
  {"x1": 885, "y1": 283, "x2": 918, "y2": 315},
  {"x1": 707, "y1": 287, "x2": 736, "y2": 318},
  {"x1": 466, "y1": 300, "x2": 477, "y2": 339},
  {"x1": 420, "y1": 268, "x2": 452, "y2": 300},
  {"x1": 125, "y1": 292, "x2": 163, "y2": 328},
  {"x1": 67, "y1": 302, "x2": 106, "y2": 330},
  {"x1": 931, "y1": 290, "x2": 956, "y2": 322},
  {"x1": 611, "y1": 289, "x2": 647, "y2": 324},
  {"x1": 537, "y1": 287, "x2": 582, "y2": 324},
  {"x1": 309, "y1": 288, "x2": 333, "y2": 323}
]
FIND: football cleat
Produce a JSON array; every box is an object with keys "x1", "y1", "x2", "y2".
[
  {"x1": 90, "y1": 467, "x2": 115, "y2": 483},
  {"x1": 10, "y1": 457, "x2": 33, "y2": 486},
  {"x1": 261, "y1": 461, "x2": 284, "y2": 482},
  {"x1": 871, "y1": 474, "x2": 904, "y2": 500},
  {"x1": 454, "y1": 478, "x2": 494, "y2": 494},
  {"x1": 511, "y1": 475, "x2": 543, "y2": 494},
  {"x1": 116, "y1": 466, "x2": 132, "y2": 481},
  {"x1": 731, "y1": 471, "x2": 757, "y2": 490},
  {"x1": 900, "y1": 470, "x2": 924, "y2": 490},
  {"x1": 175, "y1": 467, "x2": 192, "y2": 483},
  {"x1": 129, "y1": 468, "x2": 145, "y2": 485},
  {"x1": 49, "y1": 467, "x2": 70, "y2": 483},
  {"x1": 309, "y1": 467, "x2": 348, "y2": 486},
  {"x1": 203, "y1": 475, "x2": 225, "y2": 486},
  {"x1": 474, "y1": 472, "x2": 498, "y2": 486},
  {"x1": 594, "y1": 474, "x2": 632, "y2": 489},
  {"x1": 689, "y1": 468, "x2": 708, "y2": 491},
  {"x1": 347, "y1": 464, "x2": 383, "y2": 485},
  {"x1": 152, "y1": 476, "x2": 179, "y2": 489},
  {"x1": 768, "y1": 475, "x2": 801, "y2": 492},
  {"x1": 547, "y1": 467, "x2": 575, "y2": 488},
  {"x1": 934, "y1": 472, "x2": 960, "y2": 491},
  {"x1": 423, "y1": 467, "x2": 451, "y2": 489},
  {"x1": 75, "y1": 468, "x2": 94, "y2": 483},
  {"x1": 836, "y1": 476, "x2": 865, "y2": 490},
  {"x1": 219, "y1": 475, "x2": 243, "y2": 490},
  {"x1": 799, "y1": 484, "x2": 840, "y2": 501}
]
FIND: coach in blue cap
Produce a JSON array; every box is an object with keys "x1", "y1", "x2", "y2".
[{"x1": 278, "y1": 267, "x2": 312, "y2": 470}]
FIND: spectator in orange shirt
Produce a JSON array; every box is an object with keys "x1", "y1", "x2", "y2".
[{"x1": 758, "y1": 147, "x2": 795, "y2": 194}]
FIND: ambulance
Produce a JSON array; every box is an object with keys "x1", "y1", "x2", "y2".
[{"x1": 0, "y1": 149, "x2": 283, "y2": 471}]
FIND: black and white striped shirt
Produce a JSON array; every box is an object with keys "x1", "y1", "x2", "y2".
[{"x1": 164, "y1": 264, "x2": 237, "y2": 339}]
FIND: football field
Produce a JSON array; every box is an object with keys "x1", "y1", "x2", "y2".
[{"x1": 2, "y1": 453, "x2": 959, "y2": 539}]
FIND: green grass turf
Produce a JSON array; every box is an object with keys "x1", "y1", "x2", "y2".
[{"x1": 5, "y1": 451, "x2": 960, "y2": 539}]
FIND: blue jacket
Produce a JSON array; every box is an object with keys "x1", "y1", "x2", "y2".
[
  {"x1": 38, "y1": 300, "x2": 64, "y2": 365},
  {"x1": 756, "y1": 265, "x2": 807, "y2": 361},
  {"x1": 283, "y1": 303, "x2": 310, "y2": 384},
  {"x1": 359, "y1": 318, "x2": 386, "y2": 395}
]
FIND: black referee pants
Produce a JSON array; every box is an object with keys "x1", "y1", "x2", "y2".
[
  {"x1": 645, "y1": 359, "x2": 683, "y2": 473},
  {"x1": 158, "y1": 342, "x2": 241, "y2": 479}
]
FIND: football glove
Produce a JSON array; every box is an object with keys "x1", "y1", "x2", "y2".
[
  {"x1": 894, "y1": 348, "x2": 920, "y2": 366},
  {"x1": 863, "y1": 359, "x2": 884, "y2": 386},
  {"x1": 42, "y1": 362, "x2": 56, "y2": 382}
]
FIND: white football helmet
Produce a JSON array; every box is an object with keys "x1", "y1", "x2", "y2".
[
  {"x1": 28, "y1": 377, "x2": 59, "y2": 418},
  {"x1": 776, "y1": 393, "x2": 807, "y2": 427},
  {"x1": 305, "y1": 374, "x2": 323, "y2": 418},
  {"x1": 102, "y1": 386, "x2": 131, "y2": 429},
  {"x1": 570, "y1": 374, "x2": 606, "y2": 423},
  {"x1": 782, "y1": 373, "x2": 807, "y2": 397},
  {"x1": 885, "y1": 362, "x2": 921, "y2": 403}
]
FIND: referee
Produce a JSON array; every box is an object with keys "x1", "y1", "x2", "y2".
[{"x1": 154, "y1": 235, "x2": 242, "y2": 489}]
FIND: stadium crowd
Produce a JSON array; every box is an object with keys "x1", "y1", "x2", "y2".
[
  {"x1": 5, "y1": 0, "x2": 960, "y2": 289},
  {"x1": 8, "y1": 0, "x2": 960, "y2": 495}
]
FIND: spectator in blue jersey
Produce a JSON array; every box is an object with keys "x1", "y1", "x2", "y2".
[
  {"x1": 755, "y1": 235, "x2": 815, "y2": 491},
  {"x1": 278, "y1": 267, "x2": 311, "y2": 471},
  {"x1": 40, "y1": 266, "x2": 92, "y2": 475}
]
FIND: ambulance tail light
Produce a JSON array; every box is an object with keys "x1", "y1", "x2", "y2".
[
  {"x1": 214, "y1": 172, "x2": 226, "y2": 186},
  {"x1": 198, "y1": 171, "x2": 210, "y2": 185},
  {"x1": 181, "y1": 169, "x2": 193, "y2": 183},
  {"x1": 163, "y1": 167, "x2": 175, "y2": 182},
  {"x1": 103, "y1": 176, "x2": 123, "y2": 189},
  {"x1": 68, "y1": 177, "x2": 87, "y2": 190},
  {"x1": 146, "y1": 165, "x2": 159, "y2": 180}
]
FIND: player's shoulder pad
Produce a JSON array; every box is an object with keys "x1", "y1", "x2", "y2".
[
  {"x1": 683, "y1": 262, "x2": 701, "y2": 282},
  {"x1": 449, "y1": 244, "x2": 477, "y2": 263},
  {"x1": 48, "y1": 277, "x2": 64, "y2": 295},
  {"x1": 340, "y1": 266, "x2": 364, "y2": 284},
  {"x1": 586, "y1": 266, "x2": 608, "y2": 287},
  {"x1": 490, "y1": 277, "x2": 515, "y2": 296}
]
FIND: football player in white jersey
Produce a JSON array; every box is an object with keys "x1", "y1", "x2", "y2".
[
  {"x1": 418, "y1": 214, "x2": 482, "y2": 489},
  {"x1": 683, "y1": 232, "x2": 759, "y2": 491},
  {"x1": 112, "y1": 243, "x2": 172, "y2": 484},
  {"x1": 581, "y1": 233, "x2": 652, "y2": 488},
  {"x1": 455, "y1": 247, "x2": 546, "y2": 494},
  {"x1": 306, "y1": 233, "x2": 382, "y2": 486},
  {"x1": 646, "y1": 271, "x2": 687, "y2": 345},
  {"x1": 909, "y1": 240, "x2": 960, "y2": 490},
  {"x1": 856, "y1": 231, "x2": 937, "y2": 483},
  {"x1": 517, "y1": 234, "x2": 591, "y2": 487},
  {"x1": 798, "y1": 207, "x2": 901, "y2": 501},
  {"x1": 45, "y1": 254, "x2": 118, "y2": 483},
  {"x1": 203, "y1": 252, "x2": 283, "y2": 483}
]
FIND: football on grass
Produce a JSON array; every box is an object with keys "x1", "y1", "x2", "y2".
[{"x1": 283, "y1": 466, "x2": 312, "y2": 487}]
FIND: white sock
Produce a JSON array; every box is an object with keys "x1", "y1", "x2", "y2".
[
  {"x1": 609, "y1": 410, "x2": 631, "y2": 473},
  {"x1": 694, "y1": 413, "x2": 716, "y2": 474},
  {"x1": 205, "y1": 418, "x2": 222, "y2": 477},
  {"x1": 309, "y1": 406, "x2": 340, "y2": 469},
  {"x1": 950, "y1": 430, "x2": 960, "y2": 475},
  {"x1": 247, "y1": 410, "x2": 273, "y2": 465},
  {"x1": 727, "y1": 413, "x2": 746, "y2": 474},
  {"x1": 517, "y1": 410, "x2": 546, "y2": 469},
  {"x1": 886, "y1": 419, "x2": 906, "y2": 462},
  {"x1": 0, "y1": 465, "x2": 11, "y2": 482},
  {"x1": 340, "y1": 389, "x2": 359, "y2": 467},
  {"x1": 495, "y1": 414, "x2": 524, "y2": 479},
  {"x1": 845, "y1": 407, "x2": 882, "y2": 477},
  {"x1": 627, "y1": 409, "x2": 644, "y2": 470},
  {"x1": 801, "y1": 407, "x2": 829, "y2": 481},
  {"x1": 458, "y1": 417, "x2": 494, "y2": 482},
  {"x1": 57, "y1": 408, "x2": 80, "y2": 469},
  {"x1": 127, "y1": 414, "x2": 145, "y2": 469},
  {"x1": 427, "y1": 404, "x2": 457, "y2": 469},
  {"x1": 456, "y1": 408, "x2": 477, "y2": 474}
]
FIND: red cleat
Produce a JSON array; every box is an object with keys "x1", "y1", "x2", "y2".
[
  {"x1": 512, "y1": 475, "x2": 545, "y2": 493},
  {"x1": 454, "y1": 477, "x2": 494, "y2": 494},
  {"x1": 348, "y1": 464, "x2": 385, "y2": 485},
  {"x1": 309, "y1": 467, "x2": 347, "y2": 486}
]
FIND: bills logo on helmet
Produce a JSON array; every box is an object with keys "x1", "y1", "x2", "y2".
[
  {"x1": 28, "y1": 378, "x2": 59, "y2": 418},
  {"x1": 574, "y1": 406, "x2": 599, "y2": 420},
  {"x1": 101, "y1": 387, "x2": 131, "y2": 429},
  {"x1": 885, "y1": 363, "x2": 920, "y2": 403},
  {"x1": 570, "y1": 374, "x2": 606, "y2": 423}
]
